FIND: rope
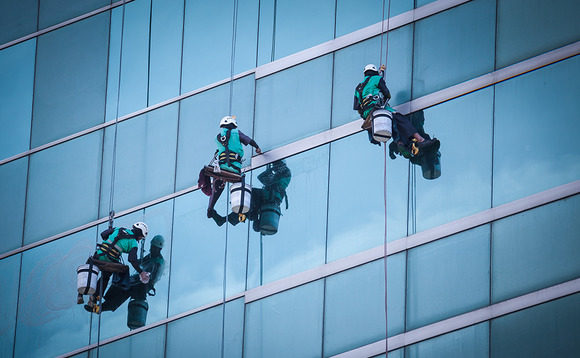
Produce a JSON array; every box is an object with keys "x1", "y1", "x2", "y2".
[
  {"x1": 379, "y1": 0, "x2": 392, "y2": 356},
  {"x1": 221, "y1": 2, "x2": 239, "y2": 357}
]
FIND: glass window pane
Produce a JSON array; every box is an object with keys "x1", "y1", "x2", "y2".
[
  {"x1": 32, "y1": 13, "x2": 109, "y2": 147},
  {"x1": 0, "y1": 40, "x2": 35, "y2": 160},
  {"x1": 0, "y1": 254, "x2": 21, "y2": 358},
  {"x1": 492, "y1": 195, "x2": 580, "y2": 303},
  {"x1": 246, "y1": 147, "x2": 328, "y2": 287},
  {"x1": 405, "y1": 322, "x2": 489, "y2": 358},
  {"x1": 0, "y1": 158, "x2": 28, "y2": 254},
  {"x1": 496, "y1": 0, "x2": 580, "y2": 68},
  {"x1": 92, "y1": 325, "x2": 165, "y2": 357},
  {"x1": 14, "y1": 229, "x2": 95, "y2": 358},
  {"x1": 255, "y1": 56, "x2": 332, "y2": 151},
  {"x1": 493, "y1": 55, "x2": 580, "y2": 206},
  {"x1": 99, "y1": 104, "x2": 178, "y2": 216},
  {"x1": 24, "y1": 132, "x2": 102, "y2": 245},
  {"x1": 175, "y1": 76, "x2": 255, "y2": 192},
  {"x1": 166, "y1": 307, "x2": 221, "y2": 358},
  {"x1": 38, "y1": 0, "x2": 111, "y2": 30},
  {"x1": 324, "y1": 255, "x2": 405, "y2": 357},
  {"x1": 412, "y1": 0, "x2": 495, "y2": 98},
  {"x1": 332, "y1": 25, "x2": 413, "y2": 128},
  {"x1": 414, "y1": 88, "x2": 493, "y2": 232},
  {"x1": 169, "y1": 192, "x2": 227, "y2": 316},
  {"x1": 335, "y1": 0, "x2": 413, "y2": 38},
  {"x1": 256, "y1": 0, "x2": 274, "y2": 66},
  {"x1": 327, "y1": 134, "x2": 408, "y2": 262},
  {"x1": 148, "y1": 0, "x2": 184, "y2": 105},
  {"x1": 271, "y1": 0, "x2": 334, "y2": 59},
  {"x1": 0, "y1": 0, "x2": 38, "y2": 45},
  {"x1": 106, "y1": 1, "x2": 151, "y2": 119},
  {"x1": 224, "y1": 298, "x2": 245, "y2": 358},
  {"x1": 491, "y1": 293, "x2": 580, "y2": 358},
  {"x1": 181, "y1": 0, "x2": 235, "y2": 93},
  {"x1": 244, "y1": 281, "x2": 324, "y2": 358},
  {"x1": 406, "y1": 225, "x2": 490, "y2": 330},
  {"x1": 233, "y1": 0, "x2": 259, "y2": 74}
]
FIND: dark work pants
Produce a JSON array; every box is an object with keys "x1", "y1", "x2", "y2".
[{"x1": 392, "y1": 112, "x2": 418, "y2": 145}]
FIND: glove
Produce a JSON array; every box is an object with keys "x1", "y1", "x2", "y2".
[
  {"x1": 379, "y1": 64, "x2": 386, "y2": 72},
  {"x1": 139, "y1": 271, "x2": 151, "y2": 284}
]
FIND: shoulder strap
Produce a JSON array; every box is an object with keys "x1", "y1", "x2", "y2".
[{"x1": 357, "y1": 76, "x2": 372, "y2": 99}]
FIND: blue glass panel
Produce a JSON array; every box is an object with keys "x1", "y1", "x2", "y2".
[
  {"x1": 99, "y1": 104, "x2": 178, "y2": 216},
  {"x1": 169, "y1": 192, "x2": 227, "y2": 316},
  {"x1": 336, "y1": 0, "x2": 413, "y2": 38},
  {"x1": 148, "y1": 0, "x2": 184, "y2": 105},
  {"x1": 0, "y1": 0, "x2": 38, "y2": 45},
  {"x1": 246, "y1": 147, "x2": 328, "y2": 287},
  {"x1": 93, "y1": 325, "x2": 165, "y2": 357},
  {"x1": 406, "y1": 322, "x2": 489, "y2": 358},
  {"x1": 491, "y1": 293, "x2": 580, "y2": 358},
  {"x1": 324, "y1": 255, "x2": 405, "y2": 357},
  {"x1": 38, "y1": 0, "x2": 110, "y2": 30},
  {"x1": 244, "y1": 281, "x2": 324, "y2": 358},
  {"x1": 24, "y1": 132, "x2": 102, "y2": 244},
  {"x1": 493, "y1": 56, "x2": 580, "y2": 206},
  {"x1": 32, "y1": 13, "x2": 109, "y2": 147},
  {"x1": 327, "y1": 134, "x2": 408, "y2": 262},
  {"x1": 166, "y1": 305, "x2": 222, "y2": 357},
  {"x1": 224, "y1": 298, "x2": 245, "y2": 358},
  {"x1": 181, "y1": 0, "x2": 235, "y2": 93},
  {"x1": 406, "y1": 225, "x2": 490, "y2": 330},
  {"x1": 414, "y1": 88, "x2": 493, "y2": 232},
  {"x1": 0, "y1": 158, "x2": 27, "y2": 254},
  {"x1": 492, "y1": 195, "x2": 580, "y2": 303},
  {"x1": 272, "y1": 0, "x2": 334, "y2": 59},
  {"x1": 175, "y1": 77, "x2": 255, "y2": 192},
  {"x1": 332, "y1": 25, "x2": 413, "y2": 128},
  {"x1": 496, "y1": 0, "x2": 580, "y2": 68},
  {"x1": 106, "y1": 0, "x2": 151, "y2": 120},
  {"x1": 412, "y1": 0, "x2": 495, "y2": 98},
  {"x1": 233, "y1": 0, "x2": 259, "y2": 74},
  {"x1": 88, "y1": 201, "x2": 173, "y2": 342},
  {"x1": 255, "y1": 56, "x2": 332, "y2": 151},
  {"x1": 0, "y1": 40, "x2": 35, "y2": 160},
  {"x1": 256, "y1": 0, "x2": 274, "y2": 66},
  {"x1": 0, "y1": 254, "x2": 20, "y2": 358},
  {"x1": 14, "y1": 229, "x2": 95, "y2": 358}
]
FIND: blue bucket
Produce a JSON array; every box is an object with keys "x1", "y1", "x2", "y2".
[
  {"x1": 259, "y1": 203, "x2": 281, "y2": 235},
  {"x1": 127, "y1": 299, "x2": 149, "y2": 330}
]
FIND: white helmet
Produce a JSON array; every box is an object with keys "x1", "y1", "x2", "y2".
[
  {"x1": 133, "y1": 222, "x2": 148, "y2": 238},
  {"x1": 220, "y1": 116, "x2": 237, "y2": 128},
  {"x1": 364, "y1": 64, "x2": 377, "y2": 73}
]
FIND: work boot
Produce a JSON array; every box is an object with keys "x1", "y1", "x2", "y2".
[
  {"x1": 417, "y1": 138, "x2": 437, "y2": 150},
  {"x1": 77, "y1": 294, "x2": 84, "y2": 305},
  {"x1": 84, "y1": 304, "x2": 100, "y2": 314},
  {"x1": 209, "y1": 209, "x2": 226, "y2": 226}
]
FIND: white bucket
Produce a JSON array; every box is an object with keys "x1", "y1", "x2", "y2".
[
  {"x1": 230, "y1": 183, "x2": 252, "y2": 214},
  {"x1": 77, "y1": 264, "x2": 100, "y2": 295},
  {"x1": 372, "y1": 109, "x2": 392, "y2": 142}
]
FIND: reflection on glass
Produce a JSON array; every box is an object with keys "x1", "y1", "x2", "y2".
[
  {"x1": 247, "y1": 147, "x2": 328, "y2": 287},
  {"x1": 92, "y1": 325, "x2": 166, "y2": 358},
  {"x1": 14, "y1": 230, "x2": 94, "y2": 358},
  {"x1": 0, "y1": 39, "x2": 35, "y2": 161},
  {"x1": 244, "y1": 280, "x2": 324, "y2": 358},
  {"x1": 406, "y1": 225, "x2": 490, "y2": 331},
  {"x1": 491, "y1": 294, "x2": 580, "y2": 358},
  {"x1": 492, "y1": 195, "x2": 580, "y2": 304},
  {"x1": 166, "y1": 305, "x2": 222, "y2": 357},
  {"x1": 0, "y1": 158, "x2": 27, "y2": 254},
  {"x1": 493, "y1": 56, "x2": 580, "y2": 206},
  {"x1": 405, "y1": 322, "x2": 489, "y2": 358}
]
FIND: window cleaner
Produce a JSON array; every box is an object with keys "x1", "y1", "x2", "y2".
[
  {"x1": 354, "y1": 64, "x2": 438, "y2": 151},
  {"x1": 198, "y1": 116, "x2": 262, "y2": 222}
]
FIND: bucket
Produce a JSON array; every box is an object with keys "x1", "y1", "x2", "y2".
[
  {"x1": 77, "y1": 264, "x2": 100, "y2": 295},
  {"x1": 230, "y1": 183, "x2": 252, "y2": 213},
  {"x1": 371, "y1": 109, "x2": 392, "y2": 142},
  {"x1": 127, "y1": 299, "x2": 149, "y2": 330},
  {"x1": 259, "y1": 203, "x2": 281, "y2": 235},
  {"x1": 420, "y1": 151, "x2": 441, "y2": 180}
]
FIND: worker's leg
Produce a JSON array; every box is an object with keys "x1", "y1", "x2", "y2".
[
  {"x1": 207, "y1": 179, "x2": 225, "y2": 215},
  {"x1": 102, "y1": 284, "x2": 131, "y2": 312}
]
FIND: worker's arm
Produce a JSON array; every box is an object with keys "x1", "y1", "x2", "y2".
[
  {"x1": 378, "y1": 78, "x2": 391, "y2": 101},
  {"x1": 238, "y1": 130, "x2": 262, "y2": 154},
  {"x1": 127, "y1": 247, "x2": 142, "y2": 273}
]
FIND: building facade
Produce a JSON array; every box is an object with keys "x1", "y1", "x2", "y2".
[{"x1": 1, "y1": 0, "x2": 579, "y2": 357}]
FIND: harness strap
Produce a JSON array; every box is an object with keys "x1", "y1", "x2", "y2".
[{"x1": 217, "y1": 129, "x2": 233, "y2": 166}]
